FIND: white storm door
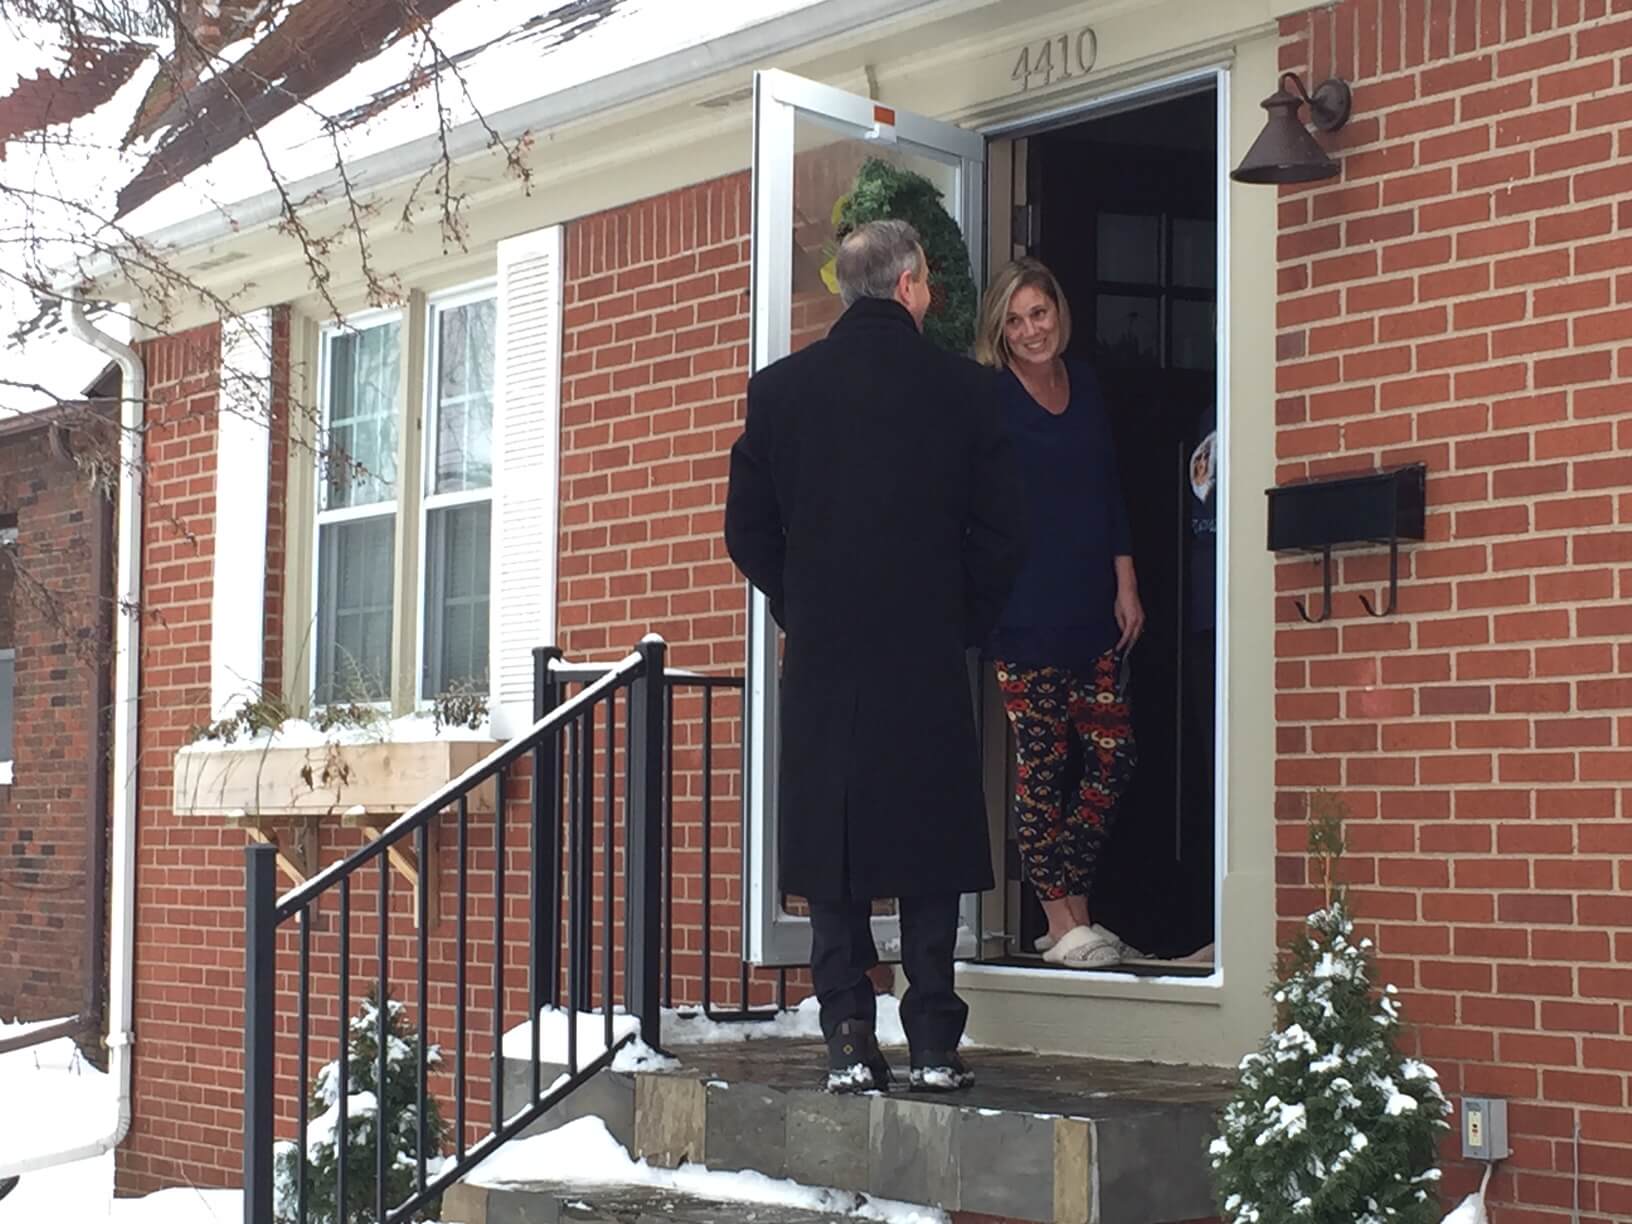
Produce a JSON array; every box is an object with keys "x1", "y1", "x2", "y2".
[{"x1": 744, "y1": 68, "x2": 986, "y2": 967}]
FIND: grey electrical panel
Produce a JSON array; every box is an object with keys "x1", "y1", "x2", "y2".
[{"x1": 1460, "y1": 1097, "x2": 1510, "y2": 1161}]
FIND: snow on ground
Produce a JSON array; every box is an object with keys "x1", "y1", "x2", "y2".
[
  {"x1": 4, "y1": 995, "x2": 944, "y2": 1221},
  {"x1": 501, "y1": 994, "x2": 926, "y2": 1068},
  {"x1": 0, "y1": 1019, "x2": 114, "y2": 1170},
  {"x1": 1441, "y1": 1192, "x2": 1486, "y2": 1224},
  {"x1": 0, "y1": 1018, "x2": 241, "y2": 1222},
  {"x1": 466, "y1": 1114, "x2": 947, "y2": 1223},
  {"x1": 665, "y1": 994, "x2": 935, "y2": 1049},
  {"x1": 500, "y1": 1007, "x2": 642, "y2": 1062}
]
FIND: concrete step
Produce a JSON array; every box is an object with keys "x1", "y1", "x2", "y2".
[
  {"x1": 443, "y1": 1180, "x2": 863, "y2": 1223},
  {"x1": 491, "y1": 1037, "x2": 1231, "y2": 1224}
]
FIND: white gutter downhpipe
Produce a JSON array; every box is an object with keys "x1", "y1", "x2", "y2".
[{"x1": 0, "y1": 298, "x2": 145, "y2": 1178}]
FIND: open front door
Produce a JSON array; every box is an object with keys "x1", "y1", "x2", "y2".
[{"x1": 744, "y1": 69, "x2": 986, "y2": 967}]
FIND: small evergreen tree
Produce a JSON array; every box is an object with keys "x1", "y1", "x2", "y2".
[
  {"x1": 1210, "y1": 795, "x2": 1450, "y2": 1224},
  {"x1": 274, "y1": 990, "x2": 450, "y2": 1224}
]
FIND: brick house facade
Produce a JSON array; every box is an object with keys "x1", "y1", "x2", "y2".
[
  {"x1": 0, "y1": 410, "x2": 114, "y2": 1032},
  {"x1": 1271, "y1": 3, "x2": 1632, "y2": 1216},
  {"x1": 115, "y1": 189, "x2": 781, "y2": 1193},
  {"x1": 95, "y1": 1, "x2": 1632, "y2": 1219}
]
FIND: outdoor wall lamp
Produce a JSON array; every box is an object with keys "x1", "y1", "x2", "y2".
[{"x1": 1231, "y1": 72, "x2": 1353, "y2": 184}]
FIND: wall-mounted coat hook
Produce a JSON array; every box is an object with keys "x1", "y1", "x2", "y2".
[
  {"x1": 1295, "y1": 545, "x2": 1334, "y2": 623},
  {"x1": 1357, "y1": 537, "x2": 1402, "y2": 618},
  {"x1": 1268, "y1": 465, "x2": 1426, "y2": 622}
]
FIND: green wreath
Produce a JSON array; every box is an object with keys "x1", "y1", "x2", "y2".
[{"x1": 822, "y1": 157, "x2": 977, "y2": 355}]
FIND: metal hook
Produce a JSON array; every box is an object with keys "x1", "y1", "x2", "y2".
[
  {"x1": 1358, "y1": 537, "x2": 1402, "y2": 618},
  {"x1": 1295, "y1": 545, "x2": 1334, "y2": 624}
]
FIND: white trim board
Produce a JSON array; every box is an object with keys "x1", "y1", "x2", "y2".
[{"x1": 209, "y1": 308, "x2": 273, "y2": 720}]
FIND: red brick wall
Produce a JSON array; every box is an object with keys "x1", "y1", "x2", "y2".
[
  {"x1": 119, "y1": 323, "x2": 237, "y2": 1194},
  {"x1": 119, "y1": 184, "x2": 777, "y2": 1192},
  {"x1": 118, "y1": 166, "x2": 985, "y2": 1193},
  {"x1": 0, "y1": 420, "x2": 110, "y2": 1024},
  {"x1": 263, "y1": 306, "x2": 291, "y2": 696},
  {"x1": 559, "y1": 174, "x2": 799, "y2": 1008},
  {"x1": 557, "y1": 174, "x2": 751, "y2": 668},
  {"x1": 1272, "y1": 3, "x2": 1632, "y2": 1219},
  {"x1": 119, "y1": 322, "x2": 495, "y2": 1195}
]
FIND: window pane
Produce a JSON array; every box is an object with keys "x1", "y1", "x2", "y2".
[
  {"x1": 423, "y1": 502, "x2": 491, "y2": 696},
  {"x1": 434, "y1": 299, "x2": 496, "y2": 494},
  {"x1": 0, "y1": 653, "x2": 13, "y2": 763},
  {"x1": 1172, "y1": 218, "x2": 1216, "y2": 289},
  {"x1": 1097, "y1": 213, "x2": 1160, "y2": 285},
  {"x1": 1096, "y1": 294, "x2": 1161, "y2": 367},
  {"x1": 316, "y1": 516, "x2": 395, "y2": 703},
  {"x1": 324, "y1": 320, "x2": 401, "y2": 510},
  {"x1": 1172, "y1": 299, "x2": 1216, "y2": 370}
]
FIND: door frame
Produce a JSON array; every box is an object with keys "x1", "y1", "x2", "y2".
[{"x1": 976, "y1": 64, "x2": 1231, "y2": 984}]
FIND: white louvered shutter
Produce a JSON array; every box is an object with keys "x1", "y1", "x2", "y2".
[
  {"x1": 210, "y1": 308, "x2": 273, "y2": 720},
  {"x1": 489, "y1": 226, "x2": 564, "y2": 738}
]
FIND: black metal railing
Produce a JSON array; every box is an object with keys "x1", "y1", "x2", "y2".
[
  {"x1": 242, "y1": 635, "x2": 791, "y2": 1224},
  {"x1": 544, "y1": 657, "x2": 787, "y2": 1021},
  {"x1": 243, "y1": 639, "x2": 668, "y2": 1224}
]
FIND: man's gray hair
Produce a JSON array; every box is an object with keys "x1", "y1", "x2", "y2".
[{"x1": 834, "y1": 220, "x2": 924, "y2": 307}]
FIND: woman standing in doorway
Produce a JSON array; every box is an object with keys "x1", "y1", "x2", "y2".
[{"x1": 978, "y1": 258, "x2": 1145, "y2": 970}]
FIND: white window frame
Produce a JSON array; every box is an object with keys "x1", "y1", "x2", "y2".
[
  {"x1": 310, "y1": 306, "x2": 405, "y2": 709},
  {"x1": 416, "y1": 282, "x2": 498, "y2": 705}
]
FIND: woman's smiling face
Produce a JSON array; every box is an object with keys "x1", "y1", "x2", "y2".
[{"x1": 1003, "y1": 284, "x2": 1062, "y2": 371}]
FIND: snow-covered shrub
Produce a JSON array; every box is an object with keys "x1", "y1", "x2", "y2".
[
  {"x1": 273, "y1": 991, "x2": 449, "y2": 1224},
  {"x1": 1210, "y1": 796, "x2": 1450, "y2": 1224}
]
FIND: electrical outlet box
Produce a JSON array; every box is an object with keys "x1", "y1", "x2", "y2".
[{"x1": 1461, "y1": 1096, "x2": 1510, "y2": 1160}]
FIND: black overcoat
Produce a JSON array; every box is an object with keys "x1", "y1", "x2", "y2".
[{"x1": 724, "y1": 298, "x2": 1026, "y2": 901}]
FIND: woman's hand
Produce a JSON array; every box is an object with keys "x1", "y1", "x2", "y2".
[{"x1": 1114, "y1": 556, "x2": 1144, "y2": 650}]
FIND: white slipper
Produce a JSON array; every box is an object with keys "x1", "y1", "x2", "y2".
[
  {"x1": 1041, "y1": 924, "x2": 1121, "y2": 967},
  {"x1": 1040, "y1": 925, "x2": 1089, "y2": 964},
  {"x1": 1040, "y1": 924, "x2": 1137, "y2": 959},
  {"x1": 1037, "y1": 926, "x2": 1103, "y2": 966},
  {"x1": 1089, "y1": 923, "x2": 1146, "y2": 961}
]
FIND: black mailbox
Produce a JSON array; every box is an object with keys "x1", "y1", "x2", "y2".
[{"x1": 1265, "y1": 464, "x2": 1427, "y2": 621}]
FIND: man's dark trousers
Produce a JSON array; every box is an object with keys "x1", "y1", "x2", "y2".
[{"x1": 808, "y1": 893, "x2": 966, "y2": 1052}]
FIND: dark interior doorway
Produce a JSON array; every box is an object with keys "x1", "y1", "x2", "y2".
[{"x1": 1010, "y1": 86, "x2": 1219, "y2": 964}]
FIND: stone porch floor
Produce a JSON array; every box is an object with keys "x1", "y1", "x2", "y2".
[
  {"x1": 635, "y1": 1040, "x2": 1231, "y2": 1223},
  {"x1": 471, "y1": 1037, "x2": 1232, "y2": 1224}
]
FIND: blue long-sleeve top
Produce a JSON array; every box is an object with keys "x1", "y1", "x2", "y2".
[{"x1": 987, "y1": 358, "x2": 1132, "y2": 668}]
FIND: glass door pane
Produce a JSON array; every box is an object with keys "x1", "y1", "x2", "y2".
[{"x1": 745, "y1": 69, "x2": 984, "y2": 967}]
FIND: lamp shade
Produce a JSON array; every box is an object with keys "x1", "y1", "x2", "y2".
[{"x1": 1231, "y1": 83, "x2": 1340, "y2": 184}]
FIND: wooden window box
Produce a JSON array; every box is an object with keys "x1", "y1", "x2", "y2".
[{"x1": 173, "y1": 738, "x2": 499, "y2": 922}]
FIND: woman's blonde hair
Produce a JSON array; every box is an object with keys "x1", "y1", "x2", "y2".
[{"x1": 975, "y1": 257, "x2": 1073, "y2": 369}]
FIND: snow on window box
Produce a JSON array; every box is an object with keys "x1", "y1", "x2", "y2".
[{"x1": 172, "y1": 712, "x2": 499, "y2": 820}]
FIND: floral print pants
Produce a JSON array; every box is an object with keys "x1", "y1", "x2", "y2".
[{"x1": 996, "y1": 652, "x2": 1137, "y2": 902}]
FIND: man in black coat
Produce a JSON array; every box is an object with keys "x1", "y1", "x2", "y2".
[{"x1": 725, "y1": 219, "x2": 1026, "y2": 1093}]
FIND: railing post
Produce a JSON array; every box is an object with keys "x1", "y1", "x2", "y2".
[
  {"x1": 627, "y1": 636, "x2": 666, "y2": 1048},
  {"x1": 533, "y1": 646, "x2": 563, "y2": 1011},
  {"x1": 243, "y1": 843, "x2": 278, "y2": 1224}
]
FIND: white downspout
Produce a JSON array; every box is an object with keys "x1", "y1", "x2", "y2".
[{"x1": 0, "y1": 297, "x2": 144, "y2": 1177}]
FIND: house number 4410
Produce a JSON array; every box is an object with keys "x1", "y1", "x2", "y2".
[{"x1": 1011, "y1": 28, "x2": 1098, "y2": 92}]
